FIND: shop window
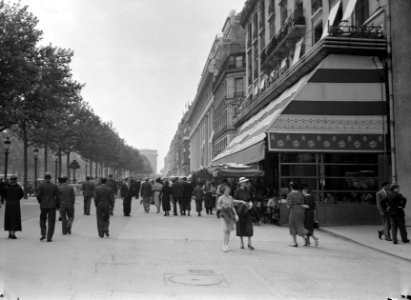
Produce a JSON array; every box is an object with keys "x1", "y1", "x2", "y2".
[
  {"x1": 235, "y1": 55, "x2": 244, "y2": 68},
  {"x1": 234, "y1": 78, "x2": 244, "y2": 97}
]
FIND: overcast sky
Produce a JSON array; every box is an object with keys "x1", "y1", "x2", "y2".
[{"x1": 18, "y1": 0, "x2": 245, "y2": 173}]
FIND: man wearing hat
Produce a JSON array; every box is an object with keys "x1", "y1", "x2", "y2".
[
  {"x1": 37, "y1": 172, "x2": 60, "y2": 242},
  {"x1": 58, "y1": 176, "x2": 75, "y2": 235},
  {"x1": 94, "y1": 177, "x2": 114, "y2": 237},
  {"x1": 386, "y1": 184, "x2": 409, "y2": 244},
  {"x1": 82, "y1": 176, "x2": 96, "y2": 216},
  {"x1": 171, "y1": 177, "x2": 183, "y2": 216}
]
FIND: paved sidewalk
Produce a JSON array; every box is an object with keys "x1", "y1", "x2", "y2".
[{"x1": 321, "y1": 225, "x2": 411, "y2": 262}]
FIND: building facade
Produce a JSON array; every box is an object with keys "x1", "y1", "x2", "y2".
[
  {"x1": 187, "y1": 12, "x2": 246, "y2": 172},
  {"x1": 212, "y1": 0, "x2": 390, "y2": 224},
  {"x1": 162, "y1": 112, "x2": 190, "y2": 177}
]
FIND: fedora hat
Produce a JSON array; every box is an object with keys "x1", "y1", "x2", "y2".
[{"x1": 239, "y1": 177, "x2": 249, "y2": 184}]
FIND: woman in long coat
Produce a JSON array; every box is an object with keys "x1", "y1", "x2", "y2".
[
  {"x1": 3, "y1": 176, "x2": 24, "y2": 239},
  {"x1": 159, "y1": 179, "x2": 172, "y2": 216},
  {"x1": 287, "y1": 182, "x2": 309, "y2": 247},
  {"x1": 234, "y1": 177, "x2": 255, "y2": 250}
]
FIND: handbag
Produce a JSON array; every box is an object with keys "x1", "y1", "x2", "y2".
[{"x1": 314, "y1": 221, "x2": 320, "y2": 229}]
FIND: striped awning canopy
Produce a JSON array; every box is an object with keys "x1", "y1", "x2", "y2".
[{"x1": 211, "y1": 54, "x2": 387, "y2": 165}]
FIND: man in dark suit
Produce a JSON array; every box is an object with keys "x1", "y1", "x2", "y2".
[
  {"x1": 107, "y1": 174, "x2": 118, "y2": 216},
  {"x1": 82, "y1": 176, "x2": 96, "y2": 215},
  {"x1": 121, "y1": 178, "x2": 133, "y2": 216},
  {"x1": 58, "y1": 176, "x2": 75, "y2": 235},
  {"x1": 171, "y1": 177, "x2": 183, "y2": 216},
  {"x1": 181, "y1": 177, "x2": 193, "y2": 216},
  {"x1": 386, "y1": 184, "x2": 409, "y2": 245},
  {"x1": 140, "y1": 178, "x2": 153, "y2": 213},
  {"x1": 94, "y1": 177, "x2": 114, "y2": 238},
  {"x1": 37, "y1": 173, "x2": 59, "y2": 242}
]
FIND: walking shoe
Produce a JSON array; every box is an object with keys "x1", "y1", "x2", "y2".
[
  {"x1": 403, "y1": 239, "x2": 410, "y2": 243},
  {"x1": 378, "y1": 230, "x2": 383, "y2": 240},
  {"x1": 247, "y1": 244, "x2": 255, "y2": 250},
  {"x1": 47, "y1": 239, "x2": 52, "y2": 242},
  {"x1": 67, "y1": 227, "x2": 71, "y2": 235},
  {"x1": 393, "y1": 241, "x2": 398, "y2": 244},
  {"x1": 105, "y1": 231, "x2": 110, "y2": 237},
  {"x1": 386, "y1": 238, "x2": 392, "y2": 241},
  {"x1": 40, "y1": 236, "x2": 46, "y2": 241}
]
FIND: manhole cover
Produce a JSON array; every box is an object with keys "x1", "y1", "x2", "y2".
[{"x1": 168, "y1": 274, "x2": 223, "y2": 286}]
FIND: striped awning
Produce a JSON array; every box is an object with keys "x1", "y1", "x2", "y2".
[
  {"x1": 211, "y1": 54, "x2": 387, "y2": 165},
  {"x1": 268, "y1": 54, "x2": 387, "y2": 152}
]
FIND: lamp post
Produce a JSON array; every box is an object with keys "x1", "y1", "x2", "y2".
[
  {"x1": 34, "y1": 147, "x2": 39, "y2": 190},
  {"x1": 54, "y1": 155, "x2": 58, "y2": 184},
  {"x1": 4, "y1": 137, "x2": 11, "y2": 182}
]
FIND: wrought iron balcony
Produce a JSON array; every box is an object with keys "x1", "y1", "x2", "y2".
[
  {"x1": 260, "y1": 6, "x2": 306, "y2": 72},
  {"x1": 328, "y1": 23, "x2": 384, "y2": 39}
]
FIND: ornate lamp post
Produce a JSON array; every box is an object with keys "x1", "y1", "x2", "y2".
[
  {"x1": 54, "y1": 155, "x2": 58, "y2": 184},
  {"x1": 34, "y1": 147, "x2": 39, "y2": 190},
  {"x1": 4, "y1": 137, "x2": 11, "y2": 181}
]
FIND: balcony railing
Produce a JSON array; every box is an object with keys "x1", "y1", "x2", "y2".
[
  {"x1": 328, "y1": 23, "x2": 384, "y2": 39},
  {"x1": 261, "y1": 6, "x2": 306, "y2": 70}
]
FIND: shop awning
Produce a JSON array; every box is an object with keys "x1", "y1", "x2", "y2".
[
  {"x1": 211, "y1": 72, "x2": 312, "y2": 165},
  {"x1": 268, "y1": 54, "x2": 387, "y2": 152}
]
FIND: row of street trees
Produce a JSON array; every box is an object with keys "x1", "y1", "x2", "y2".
[{"x1": 0, "y1": 1, "x2": 152, "y2": 196}]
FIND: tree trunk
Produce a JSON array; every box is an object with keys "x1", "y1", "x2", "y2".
[
  {"x1": 66, "y1": 151, "x2": 71, "y2": 182},
  {"x1": 44, "y1": 143, "x2": 48, "y2": 172},
  {"x1": 22, "y1": 122, "x2": 28, "y2": 199},
  {"x1": 89, "y1": 161, "x2": 93, "y2": 178},
  {"x1": 58, "y1": 147, "x2": 62, "y2": 177},
  {"x1": 95, "y1": 161, "x2": 98, "y2": 178}
]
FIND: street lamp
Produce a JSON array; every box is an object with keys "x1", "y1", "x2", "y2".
[
  {"x1": 3, "y1": 137, "x2": 11, "y2": 182},
  {"x1": 54, "y1": 155, "x2": 58, "y2": 184},
  {"x1": 34, "y1": 147, "x2": 39, "y2": 190}
]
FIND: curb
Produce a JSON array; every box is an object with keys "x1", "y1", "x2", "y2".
[{"x1": 319, "y1": 228, "x2": 411, "y2": 263}]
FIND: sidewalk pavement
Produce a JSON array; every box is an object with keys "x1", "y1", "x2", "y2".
[{"x1": 320, "y1": 225, "x2": 411, "y2": 262}]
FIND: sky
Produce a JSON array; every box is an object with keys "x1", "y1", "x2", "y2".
[{"x1": 17, "y1": 0, "x2": 246, "y2": 173}]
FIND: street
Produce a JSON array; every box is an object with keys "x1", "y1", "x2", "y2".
[{"x1": 0, "y1": 197, "x2": 410, "y2": 300}]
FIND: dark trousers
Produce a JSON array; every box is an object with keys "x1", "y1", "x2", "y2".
[
  {"x1": 40, "y1": 208, "x2": 56, "y2": 240},
  {"x1": 390, "y1": 214, "x2": 408, "y2": 242},
  {"x1": 172, "y1": 197, "x2": 181, "y2": 215},
  {"x1": 96, "y1": 205, "x2": 110, "y2": 237},
  {"x1": 60, "y1": 205, "x2": 74, "y2": 234},
  {"x1": 123, "y1": 196, "x2": 132, "y2": 216},
  {"x1": 195, "y1": 199, "x2": 203, "y2": 212},
  {"x1": 84, "y1": 196, "x2": 92, "y2": 215},
  {"x1": 380, "y1": 212, "x2": 391, "y2": 239}
]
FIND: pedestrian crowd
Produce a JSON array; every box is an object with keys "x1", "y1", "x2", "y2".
[{"x1": 0, "y1": 174, "x2": 408, "y2": 252}]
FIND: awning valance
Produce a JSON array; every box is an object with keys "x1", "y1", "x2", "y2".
[{"x1": 207, "y1": 163, "x2": 264, "y2": 178}]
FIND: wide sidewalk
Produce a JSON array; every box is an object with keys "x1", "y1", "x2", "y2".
[{"x1": 320, "y1": 224, "x2": 411, "y2": 262}]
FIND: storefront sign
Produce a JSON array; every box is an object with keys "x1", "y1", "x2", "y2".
[{"x1": 268, "y1": 133, "x2": 385, "y2": 152}]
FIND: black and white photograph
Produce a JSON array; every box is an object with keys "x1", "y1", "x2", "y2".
[{"x1": 0, "y1": 0, "x2": 410, "y2": 299}]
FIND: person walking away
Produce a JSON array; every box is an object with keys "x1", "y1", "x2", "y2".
[
  {"x1": 107, "y1": 174, "x2": 117, "y2": 216},
  {"x1": 37, "y1": 173, "x2": 59, "y2": 242},
  {"x1": 130, "y1": 178, "x2": 141, "y2": 200},
  {"x1": 82, "y1": 176, "x2": 96, "y2": 216},
  {"x1": 121, "y1": 178, "x2": 133, "y2": 216},
  {"x1": 94, "y1": 177, "x2": 114, "y2": 238},
  {"x1": 3, "y1": 175, "x2": 24, "y2": 239},
  {"x1": 287, "y1": 182, "x2": 309, "y2": 247},
  {"x1": 376, "y1": 181, "x2": 391, "y2": 241},
  {"x1": 152, "y1": 178, "x2": 163, "y2": 214},
  {"x1": 217, "y1": 186, "x2": 239, "y2": 252},
  {"x1": 193, "y1": 181, "x2": 204, "y2": 217},
  {"x1": 217, "y1": 179, "x2": 229, "y2": 198},
  {"x1": 140, "y1": 178, "x2": 153, "y2": 213},
  {"x1": 171, "y1": 177, "x2": 183, "y2": 216},
  {"x1": 159, "y1": 178, "x2": 172, "y2": 216},
  {"x1": 181, "y1": 177, "x2": 193, "y2": 216},
  {"x1": 386, "y1": 184, "x2": 409, "y2": 244},
  {"x1": 58, "y1": 176, "x2": 75, "y2": 235},
  {"x1": 203, "y1": 181, "x2": 214, "y2": 215},
  {"x1": 302, "y1": 185, "x2": 319, "y2": 246},
  {"x1": 234, "y1": 177, "x2": 255, "y2": 250}
]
